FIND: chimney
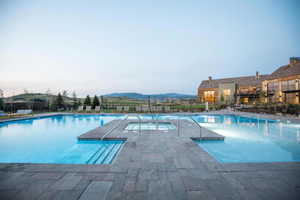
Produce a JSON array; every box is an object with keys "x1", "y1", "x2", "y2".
[
  {"x1": 208, "y1": 76, "x2": 212, "y2": 82},
  {"x1": 256, "y1": 71, "x2": 260, "y2": 80},
  {"x1": 290, "y1": 57, "x2": 300, "y2": 65}
]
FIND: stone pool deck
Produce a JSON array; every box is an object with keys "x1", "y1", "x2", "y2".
[
  {"x1": 78, "y1": 119, "x2": 224, "y2": 141},
  {"x1": 0, "y1": 113, "x2": 300, "y2": 199}
]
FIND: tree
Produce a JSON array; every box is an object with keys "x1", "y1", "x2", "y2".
[
  {"x1": 0, "y1": 89, "x2": 4, "y2": 98},
  {"x1": 0, "y1": 89, "x2": 4, "y2": 110},
  {"x1": 72, "y1": 91, "x2": 78, "y2": 109},
  {"x1": 92, "y1": 95, "x2": 100, "y2": 109},
  {"x1": 54, "y1": 93, "x2": 65, "y2": 110},
  {"x1": 84, "y1": 95, "x2": 91, "y2": 106},
  {"x1": 78, "y1": 99, "x2": 82, "y2": 106},
  {"x1": 62, "y1": 90, "x2": 68, "y2": 97},
  {"x1": 0, "y1": 98, "x2": 4, "y2": 110}
]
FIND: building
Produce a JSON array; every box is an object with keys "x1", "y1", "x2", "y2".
[
  {"x1": 198, "y1": 57, "x2": 300, "y2": 104},
  {"x1": 198, "y1": 73, "x2": 270, "y2": 104},
  {"x1": 262, "y1": 57, "x2": 300, "y2": 104}
]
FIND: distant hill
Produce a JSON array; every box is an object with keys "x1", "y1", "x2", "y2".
[
  {"x1": 4, "y1": 93, "x2": 73, "y2": 103},
  {"x1": 104, "y1": 93, "x2": 196, "y2": 100}
]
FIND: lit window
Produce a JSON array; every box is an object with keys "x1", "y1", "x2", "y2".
[
  {"x1": 242, "y1": 98, "x2": 249, "y2": 103},
  {"x1": 204, "y1": 91, "x2": 215, "y2": 97},
  {"x1": 203, "y1": 91, "x2": 215, "y2": 102},
  {"x1": 223, "y1": 89, "x2": 231, "y2": 96}
]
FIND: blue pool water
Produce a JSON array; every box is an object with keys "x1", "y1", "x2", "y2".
[
  {"x1": 125, "y1": 122, "x2": 176, "y2": 131},
  {"x1": 1, "y1": 114, "x2": 300, "y2": 164},
  {"x1": 0, "y1": 115, "x2": 124, "y2": 164},
  {"x1": 193, "y1": 115, "x2": 300, "y2": 163}
]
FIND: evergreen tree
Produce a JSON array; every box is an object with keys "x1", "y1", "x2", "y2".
[
  {"x1": 92, "y1": 95, "x2": 100, "y2": 109},
  {"x1": 78, "y1": 99, "x2": 82, "y2": 106},
  {"x1": 72, "y1": 91, "x2": 78, "y2": 109},
  {"x1": 62, "y1": 90, "x2": 68, "y2": 97},
  {"x1": 56, "y1": 93, "x2": 65, "y2": 110},
  {"x1": 0, "y1": 89, "x2": 4, "y2": 110},
  {"x1": 84, "y1": 95, "x2": 91, "y2": 106},
  {"x1": 0, "y1": 98, "x2": 4, "y2": 110}
]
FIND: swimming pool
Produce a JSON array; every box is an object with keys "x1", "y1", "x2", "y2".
[
  {"x1": 193, "y1": 114, "x2": 300, "y2": 163},
  {"x1": 0, "y1": 115, "x2": 124, "y2": 164},
  {"x1": 0, "y1": 114, "x2": 299, "y2": 164}
]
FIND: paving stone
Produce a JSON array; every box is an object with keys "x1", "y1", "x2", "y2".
[
  {"x1": 123, "y1": 191, "x2": 147, "y2": 200},
  {"x1": 105, "y1": 173, "x2": 126, "y2": 200},
  {"x1": 79, "y1": 181, "x2": 113, "y2": 200},
  {"x1": 38, "y1": 190, "x2": 83, "y2": 200},
  {"x1": 31, "y1": 172, "x2": 65, "y2": 180},
  {"x1": 123, "y1": 179, "x2": 136, "y2": 192},
  {"x1": 126, "y1": 168, "x2": 139, "y2": 180},
  {"x1": 0, "y1": 189, "x2": 18, "y2": 200},
  {"x1": 50, "y1": 173, "x2": 82, "y2": 190},
  {"x1": 138, "y1": 168, "x2": 160, "y2": 180},
  {"x1": 187, "y1": 191, "x2": 216, "y2": 200},
  {"x1": 147, "y1": 178, "x2": 176, "y2": 200},
  {"x1": 167, "y1": 171, "x2": 187, "y2": 200},
  {"x1": 13, "y1": 180, "x2": 54, "y2": 200},
  {"x1": 75, "y1": 172, "x2": 115, "y2": 181},
  {"x1": 0, "y1": 172, "x2": 28, "y2": 190}
]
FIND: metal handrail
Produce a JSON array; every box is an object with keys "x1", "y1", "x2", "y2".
[
  {"x1": 177, "y1": 116, "x2": 180, "y2": 137},
  {"x1": 136, "y1": 114, "x2": 142, "y2": 136},
  {"x1": 189, "y1": 116, "x2": 202, "y2": 139},
  {"x1": 101, "y1": 115, "x2": 128, "y2": 140},
  {"x1": 125, "y1": 114, "x2": 142, "y2": 135}
]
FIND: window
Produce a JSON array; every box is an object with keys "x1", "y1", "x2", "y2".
[
  {"x1": 282, "y1": 80, "x2": 296, "y2": 91},
  {"x1": 285, "y1": 93, "x2": 296, "y2": 104},
  {"x1": 267, "y1": 82, "x2": 279, "y2": 93},
  {"x1": 241, "y1": 98, "x2": 248, "y2": 103},
  {"x1": 223, "y1": 89, "x2": 231, "y2": 96},
  {"x1": 239, "y1": 88, "x2": 249, "y2": 94},
  {"x1": 203, "y1": 91, "x2": 215, "y2": 103}
]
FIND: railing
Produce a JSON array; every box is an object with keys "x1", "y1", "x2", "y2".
[
  {"x1": 138, "y1": 114, "x2": 142, "y2": 136},
  {"x1": 177, "y1": 116, "x2": 180, "y2": 136},
  {"x1": 125, "y1": 114, "x2": 142, "y2": 136},
  {"x1": 189, "y1": 116, "x2": 202, "y2": 139},
  {"x1": 101, "y1": 115, "x2": 129, "y2": 140}
]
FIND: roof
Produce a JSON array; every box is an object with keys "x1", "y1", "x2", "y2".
[
  {"x1": 199, "y1": 75, "x2": 270, "y2": 89},
  {"x1": 267, "y1": 63, "x2": 300, "y2": 80}
]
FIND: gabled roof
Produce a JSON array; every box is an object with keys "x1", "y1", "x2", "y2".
[
  {"x1": 199, "y1": 75, "x2": 270, "y2": 89},
  {"x1": 267, "y1": 63, "x2": 300, "y2": 80}
]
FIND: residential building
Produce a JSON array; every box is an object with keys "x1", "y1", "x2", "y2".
[
  {"x1": 198, "y1": 73, "x2": 269, "y2": 104},
  {"x1": 262, "y1": 57, "x2": 300, "y2": 104},
  {"x1": 198, "y1": 57, "x2": 300, "y2": 104}
]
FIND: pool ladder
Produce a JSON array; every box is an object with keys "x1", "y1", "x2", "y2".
[
  {"x1": 189, "y1": 116, "x2": 202, "y2": 140},
  {"x1": 127, "y1": 114, "x2": 142, "y2": 136}
]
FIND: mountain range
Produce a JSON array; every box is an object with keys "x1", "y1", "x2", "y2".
[{"x1": 104, "y1": 93, "x2": 196, "y2": 100}]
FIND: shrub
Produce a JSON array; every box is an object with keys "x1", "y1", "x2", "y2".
[{"x1": 287, "y1": 104, "x2": 300, "y2": 115}]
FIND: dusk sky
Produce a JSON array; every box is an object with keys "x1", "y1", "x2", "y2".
[{"x1": 0, "y1": 0, "x2": 300, "y2": 97}]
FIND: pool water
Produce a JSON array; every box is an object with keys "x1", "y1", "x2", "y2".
[
  {"x1": 193, "y1": 115, "x2": 300, "y2": 163},
  {"x1": 0, "y1": 114, "x2": 300, "y2": 164},
  {"x1": 125, "y1": 122, "x2": 176, "y2": 131},
  {"x1": 0, "y1": 115, "x2": 124, "y2": 164}
]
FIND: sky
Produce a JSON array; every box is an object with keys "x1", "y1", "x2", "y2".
[{"x1": 0, "y1": 0, "x2": 300, "y2": 97}]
